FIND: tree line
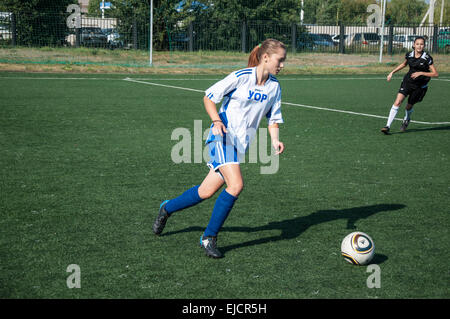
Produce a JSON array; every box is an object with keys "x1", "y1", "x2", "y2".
[
  {"x1": 87, "y1": 0, "x2": 448, "y2": 25},
  {"x1": 1, "y1": 0, "x2": 448, "y2": 48}
]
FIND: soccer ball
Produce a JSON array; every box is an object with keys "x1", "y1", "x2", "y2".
[{"x1": 341, "y1": 232, "x2": 375, "y2": 265}]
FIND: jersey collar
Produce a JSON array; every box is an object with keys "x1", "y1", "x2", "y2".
[{"x1": 409, "y1": 51, "x2": 428, "y2": 59}]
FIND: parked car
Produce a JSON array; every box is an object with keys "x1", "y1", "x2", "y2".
[
  {"x1": 102, "y1": 28, "x2": 124, "y2": 49},
  {"x1": 297, "y1": 33, "x2": 335, "y2": 50},
  {"x1": 80, "y1": 27, "x2": 108, "y2": 47},
  {"x1": 348, "y1": 33, "x2": 381, "y2": 46},
  {"x1": 0, "y1": 25, "x2": 11, "y2": 40},
  {"x1": 393, "y1": 34, "x2": 424, "y2": 49},
  {"x1": 66, "y1": 27, "x2": 108, "y2": 47},
  {"x1": 438, "y1": 28, "x2": 450, "y2": 49}
]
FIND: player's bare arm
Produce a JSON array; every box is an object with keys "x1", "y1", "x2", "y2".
[
  {"x1": 268, "y1": 123, "x2": 284, "y2": 155},
  {"x1": 411, "y1": 64, "x2": 439, "y2": 79},
  {"x1": 387, "y1": 60, "x2": 407, "y2": 82},
  {"x1": 204, "y1": 95, "x2": 227, "y2": 136}
]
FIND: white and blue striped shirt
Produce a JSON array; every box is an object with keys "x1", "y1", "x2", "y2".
[{"x1": 205, "y1": 67, "x2": 283, "y2": 153}]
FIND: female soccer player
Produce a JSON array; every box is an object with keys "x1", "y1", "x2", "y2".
[
  {"x1": 153, "y1": 39, "x2": 287, "y2": 258},
  {"x1": 381, "y1": 36, "x2": 438, "y2": 134}
]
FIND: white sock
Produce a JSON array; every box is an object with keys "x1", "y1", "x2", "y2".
[
  {"x1": 386, "y1": 105, "x2": 399, "y2": 127},
  {"x1": 404, "y1": 108, "x2": 413, "y2": 121}
]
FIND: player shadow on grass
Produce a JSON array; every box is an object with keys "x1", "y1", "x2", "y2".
[
  {"x1": 389, "y1": 125, "x2": 450, "y2": 135},
  {"x1": 218, "y1": 203, "x2": 405, "y2": 258},
  {"x1": 164, "y1": 203, "x2": 405, "y2": 261}
]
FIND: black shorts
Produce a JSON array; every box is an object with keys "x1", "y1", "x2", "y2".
[{"x1": 398, "y1": 80, "x2": 428, "y2": 105}]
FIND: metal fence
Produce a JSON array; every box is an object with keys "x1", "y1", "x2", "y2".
[
  {"x1": 1, "y1": 10, "x2": 449, "y2": 57},
  {"x1": 170, "y1": 21, "x2": 450, "y2": 55}
]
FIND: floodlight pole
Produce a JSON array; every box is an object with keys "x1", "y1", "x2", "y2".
[
  {"x1": 379, "y1": 0, "x2": 386, "y2": 63},
  {"x1": 149, "y1": 0, "x2": 153, "y2": 66}
]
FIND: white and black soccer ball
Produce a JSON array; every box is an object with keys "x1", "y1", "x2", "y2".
[{"x1": 341, "y1": 232, "x2": 375, "y2": 265}]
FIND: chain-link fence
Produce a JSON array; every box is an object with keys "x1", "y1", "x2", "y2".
[{"x1": 0, "y1": 7, "x2": 449, "y2": 66}]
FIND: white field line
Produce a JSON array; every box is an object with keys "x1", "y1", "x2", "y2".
[
  {"x1": 1, "y1": 75, "x2": 450, "y2": 81},
  {"x1": 0, "y1": 76, "x2": 121, "y2": 80},
  {"x1": 282, "y1": 101, "x2": 450, "y2": 125},
  {"x1": 123, "y1": 77, "x2": 204, "y2": 93},
  {"x1": 1, "y1": 75, "x2": 448, "y2": 124},
  {"x1": 124, "y1": 77, "x2": 450, "y2": 82},
  {"x1": 123, "y1": 77, "x2": 450, "y2": 125}
]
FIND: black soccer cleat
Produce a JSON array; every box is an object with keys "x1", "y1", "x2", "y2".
[
  {"x1": 400, "y1": 120, "x2": 410, "y2": 132},
  {"x1": 153, "y1": 200, "x2": 170, "y2": 235},
  {"x1": 381, "y1": 126, "x2": 390, "y2": 135},
  {"x1": 199, "y1": 235, "x2": 223, "y2": 258}
]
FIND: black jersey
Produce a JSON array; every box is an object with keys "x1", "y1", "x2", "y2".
[{"x1": 404, "y1": 51, "x2": 434, "y2": 86}]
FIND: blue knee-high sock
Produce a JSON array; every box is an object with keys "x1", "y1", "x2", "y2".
[
  {"x1": 204, "y1": 189, "x2": 238, "y2": 237},
  {"x1": 165, "y1": 185, "x2": 203, "y2": 215}
]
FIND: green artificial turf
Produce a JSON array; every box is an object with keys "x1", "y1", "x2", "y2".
[{"x1": 0, "y1": 72, "x2": 449, "y2": 299}]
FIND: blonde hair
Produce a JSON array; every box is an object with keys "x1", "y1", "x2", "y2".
[{"x1": 248, "y1": 38, "x2": 286, "y2": 67}]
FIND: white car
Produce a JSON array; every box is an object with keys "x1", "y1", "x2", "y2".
[
  {"x1": 102, "y1": 28, "x2": 124, "y2": 49},
  {"x1": 347, "y1": 33, "x2": 381, "y2": 46},
  {"x1": 393, "y1": 34, "x2": 424, "y2": 49},
  {"x1": 0, "y1": 25, "x2": 11, "y2": 40}
]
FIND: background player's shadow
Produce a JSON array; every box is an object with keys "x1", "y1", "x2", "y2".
[
  {"x1": 164, "y1": 203, "x2": 405, "y2": 262},
  {"x1": 390, "y1": 125, "x2": 450, "y2": 135}
]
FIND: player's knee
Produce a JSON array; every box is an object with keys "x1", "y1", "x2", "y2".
[
  {"x1": 226, "y1": 181, "x2": 244, "y2": 197},
  {"x1": 395, "y1": 96, "x2": 405, "y2": 106},
  {"x1": 198, "y1": 187, "x2": 217, "y2": 199}
]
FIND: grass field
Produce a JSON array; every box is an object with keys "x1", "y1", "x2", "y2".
[{"x1": 0, "y1": 71, "x2": 449, "y2": 299}]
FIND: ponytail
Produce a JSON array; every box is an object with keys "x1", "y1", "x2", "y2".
[
  {"x1": 247, "y1": 39, "x2": 286, "y2": 67},
  {"x1": 247, "y1": 44, "x2": 261, "y2": 67}
]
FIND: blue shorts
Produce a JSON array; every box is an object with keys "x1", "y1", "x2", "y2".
[{"x1": 206, "y1": 135, "x2": 240, "y2": 172}]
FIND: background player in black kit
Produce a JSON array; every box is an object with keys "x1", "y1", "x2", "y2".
[{"x1": 381, "y1": 36, "x2": 439, "y2": 134}]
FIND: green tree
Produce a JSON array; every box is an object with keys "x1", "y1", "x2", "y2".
[
  {"x1": 386, "y1": 0, "x2": 427, "y2": 25},
  {"x1": 105, "y1": 0, "x2": 187, "y2": 50},
  {"x1": 0, "y1": 0, "x2": 77, "y2": 46},
  {"x1": 337, "y1": 0, "x2": 373, "y2": 24},
  {"x1": 190, "y1": 0, "x2": 304, "y2": 50},
  {"x1": 198, "y1": 0, "x2": 302, "y2": 23},
  {"x1": 105, "y1": 0, "x2": 305, "y2": 51},
  {"x1": 88, "y1": 0, "x2": 116, "y2": 18},
  {"x1": 316, "y1": 0, "x2": 341, "y2": 24}
]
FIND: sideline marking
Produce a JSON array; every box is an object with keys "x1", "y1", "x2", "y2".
[
  {"x1": 1, "y1": 75, "x2": 447, "y2": 124},
  {"x1": 124, "y1": 77, "x2": 204, "y2": 93},
  {"x1": 0, "y1": 76, "x2": 121, "y2": 80},
  {"x1": 1, "y1": 75, "x2": 449, "y2": 81},
  {"x1": 123, "y1": 77, "x2": 450, "y2": 125}
]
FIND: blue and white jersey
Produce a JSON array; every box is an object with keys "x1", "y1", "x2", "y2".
[{"x1": 205, "y1": 67, "x2": 283, "y2": 153}]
